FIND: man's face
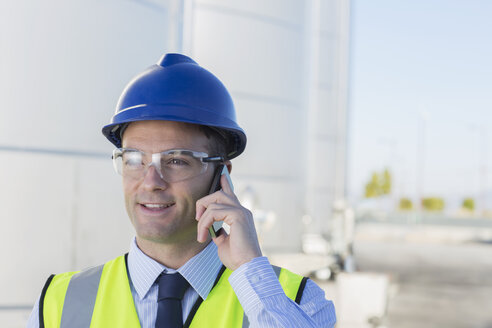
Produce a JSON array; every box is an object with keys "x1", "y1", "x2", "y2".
[{"x1": 121, "y1": 120, "x2": 215, "y2": 245}]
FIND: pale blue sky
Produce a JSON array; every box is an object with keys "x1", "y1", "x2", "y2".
[{"x1": 348, "y1": 0, "x2": 492, "y2": 210}]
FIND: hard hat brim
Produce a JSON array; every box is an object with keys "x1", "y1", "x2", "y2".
[{"x1": 102, "y1": 103, "x2": 246, "y2": 160}]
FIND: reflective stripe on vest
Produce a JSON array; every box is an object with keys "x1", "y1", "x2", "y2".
[
  {"x1": 41, "y1": 255, "x2": 306, "y2": 327},
  {"x1": 60, "y1": 265, "x2": 103, "y2": 327}
]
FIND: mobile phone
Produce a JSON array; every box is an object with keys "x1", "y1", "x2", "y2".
[{"x1": 208, "y1": 165, "x2": 234, "y2": 238}]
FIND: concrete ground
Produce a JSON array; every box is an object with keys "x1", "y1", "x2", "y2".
[{"x1": 354, "y1": 221, "x2": 492, "y2": 328}]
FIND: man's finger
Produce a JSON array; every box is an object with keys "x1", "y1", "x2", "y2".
[
  {"x1": 196, "y1": 204, "x2": 230, "y2": 242},
  {"x1": 196, "y1": 201, "x2": 206, "y2": 221},
  {"x1": 196, "y1": 190, "x2": 236, "y2": 221},
  {"x1": 220, "y1": 173, "x2": 234, "y2": 195},
  {"x1": 195, "y1": 194, "x2": 222, "y2": 220}
]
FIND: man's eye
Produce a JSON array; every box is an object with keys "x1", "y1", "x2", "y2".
[{"x1": 168, "y1": 158, "x2": 188, "y2": 166}]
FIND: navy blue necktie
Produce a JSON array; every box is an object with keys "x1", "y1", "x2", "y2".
[{"x1": 155, "y1": 272, "x2": 190, "y2": 328}]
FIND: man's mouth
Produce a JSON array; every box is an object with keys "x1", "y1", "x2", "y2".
[
  {"x1": 139, "y1": 202, "x2": 175, "y2": 214},
  {"x1": 141, "y1": 203, "x2": 174, "y2": 209}
]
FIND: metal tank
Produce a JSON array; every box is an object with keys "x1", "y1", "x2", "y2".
[{"x1": 183, "y1": 0, "x2": 351, "y2": 253}]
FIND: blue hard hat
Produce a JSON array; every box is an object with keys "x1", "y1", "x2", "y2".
[{"x1": 102, "y1": 53, "x2": 246, "y2": 159}]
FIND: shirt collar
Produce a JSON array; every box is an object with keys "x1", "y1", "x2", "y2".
[
  {"x1": 127, "y1": 237, "x2": 223, "y2": 301},
  {"x1": 178, "y1": 240, "x2": 222, "y2": 300}
]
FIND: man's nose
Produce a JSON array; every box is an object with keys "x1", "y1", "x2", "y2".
[{"x1": 141, "y1": 164, "x2": 168, "y2": 191}]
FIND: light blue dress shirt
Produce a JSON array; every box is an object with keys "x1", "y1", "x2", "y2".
[{"x1": 27, "y1": 238, "x2": 336, "y2": 327}]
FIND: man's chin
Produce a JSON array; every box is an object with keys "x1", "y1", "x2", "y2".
[
  {"x1": 136, "y1": 229, "x2": 177, "y2": 244},
  {"x1": 136, "y1": 226, "x2": 198, "y2": 246}
]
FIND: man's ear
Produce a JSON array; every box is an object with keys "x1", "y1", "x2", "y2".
[{"x1": 224, "y1": 160, "x2": 232, "y2": 174}]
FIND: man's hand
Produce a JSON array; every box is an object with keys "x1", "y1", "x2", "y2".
[{"x1": 196, "y1": 174, "x2": 262, "y2": 271}]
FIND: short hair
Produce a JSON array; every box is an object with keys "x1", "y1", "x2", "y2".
[{"x1": 198, "y1": 126, "x2": 228, "y2": 159}]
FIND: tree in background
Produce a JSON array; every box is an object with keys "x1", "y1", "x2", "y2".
[
  {"x1": 365, "y1": 172, "x2": 380, "y2": 198},
  {"x1": 381, "y1": 168, "x2": 391, "y2": 195},
  {"x1": 462, "y1": 198, "x2": 475, "y2": 211},
  {"x1": 364, "y1": 168, "x2": 392, "y2": 198},
  {"x1": 399, "y1": 198, "x2": 413, "y2": 210},
  {"x1": 421, "y1": 197, "x2": 445, "y2": 211}
]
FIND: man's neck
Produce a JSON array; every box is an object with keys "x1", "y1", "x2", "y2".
[{"x1": 135, "y1": 236, "x2": 211, "y2": 269}]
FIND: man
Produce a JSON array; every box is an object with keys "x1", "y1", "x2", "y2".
[{"x1": 27, "y1": 53, "x2": 336, "y2": 327}]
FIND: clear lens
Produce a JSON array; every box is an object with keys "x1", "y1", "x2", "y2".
[
  {"x1": 112, "y1": 148, "x2": 125, "y2": 176},
  {"x1": 112, "y1": 148, "x2": 215, "y2": 182}
]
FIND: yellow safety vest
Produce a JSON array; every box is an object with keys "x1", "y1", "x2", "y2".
[{"x1": 39, "y1": 255, "x2": 307, "y2": 327}]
